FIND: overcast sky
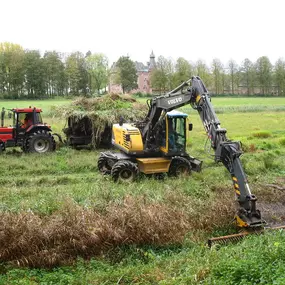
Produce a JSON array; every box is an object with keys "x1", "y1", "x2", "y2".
[{"x1": 1, "y1": 0, "x2": 285, "y2": 66}]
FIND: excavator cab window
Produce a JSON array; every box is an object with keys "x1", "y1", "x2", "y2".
[{"x1": 167, "y1": 116, "x2": 186, "y2": 152}]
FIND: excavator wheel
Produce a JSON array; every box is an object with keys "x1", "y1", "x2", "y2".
[
  {"x1": 111, "y1": 160, "x2": 138, "y2": 182},
  {"x1": 98, "y1": 155, "x2": 115, "y2": 175},
  {"x1": 25, "y1": 130, "x2": 56, "y2": 153},
  {"x1": 168, "y1": 156, "x2": 191, "y2": 177}
]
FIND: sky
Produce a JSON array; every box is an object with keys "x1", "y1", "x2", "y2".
[{"x1": 1, "y1": 0, "x2": 285, "y2": 67}]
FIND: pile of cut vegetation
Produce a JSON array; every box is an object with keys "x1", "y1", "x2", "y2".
[{"x1": 57, "y1": 94, "x2": 148, "y2": 148}]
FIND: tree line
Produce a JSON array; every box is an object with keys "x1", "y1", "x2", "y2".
[
  {"x1": 151, "y1": 56, "x2": 285, "y2": 96},
  {"x1": 0, "y1": 43, "x2": 109, "y2": 99},
  {"x1": 1, "y1": 42, "x2": 285, "y2": 99}
]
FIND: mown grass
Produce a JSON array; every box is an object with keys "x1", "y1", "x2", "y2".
[{"x1": 0, "y1": 98, "x2": 284, "y2": 283}]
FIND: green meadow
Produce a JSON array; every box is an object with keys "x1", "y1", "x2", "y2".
[{"x1": 0, "y1": 97, "x2": 284, "y2": 284}]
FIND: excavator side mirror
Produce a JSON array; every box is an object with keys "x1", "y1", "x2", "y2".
[{"x1": 188, "y1": 123, "x2": 193, "y2": 131}]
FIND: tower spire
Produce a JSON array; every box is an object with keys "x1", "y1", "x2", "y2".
[{"x1": 149, "y1": 50, "x2": 156, "y2": 69}]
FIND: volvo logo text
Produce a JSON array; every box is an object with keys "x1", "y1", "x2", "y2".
[{"x1": 167, "y1": 97, "x2": 183, "y2": 105}]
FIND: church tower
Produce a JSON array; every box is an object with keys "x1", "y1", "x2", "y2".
[{"x1": 149, "y1": 50, "x2": 156, "y2": 69}]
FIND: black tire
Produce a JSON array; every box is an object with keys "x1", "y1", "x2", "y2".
[
  {"x1": 25, "y1": 130, "x2": 56, "y2": 153},
  {"x1": 0, "y1": 142, "x2": 4, "y2": 153},
  {"x1": 111, "y1": 160, "x2": 138, "y2": 182},
  {"x1": 168, "y1": 156, "x2": 191, "y2": 177},
  {"x1": 98, "y1": 155, "x2": 115, "y2": 175}
]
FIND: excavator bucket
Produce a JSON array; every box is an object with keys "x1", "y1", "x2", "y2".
[{"x1": 208, "y1": 225, "x2": 285, "y2": 247}]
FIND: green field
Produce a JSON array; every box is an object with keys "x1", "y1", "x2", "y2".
[
  {"x1": 0, "y1": 97, "x2": 285, "y2": 284},
  {"x1": 0, "y1": 99, "x2": 69, "y2": 113},
  {"x1": 208, "y1": 97, "x2": 285, "y2": 106}
]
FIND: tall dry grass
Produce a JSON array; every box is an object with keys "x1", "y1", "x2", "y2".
[{"x1": 0, "y1": 194, "x2": 234, "y2": 268}]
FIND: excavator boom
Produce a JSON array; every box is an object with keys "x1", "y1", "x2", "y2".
[{"x1": 155, "y1": 76, "x2": 266, "y2": 228}]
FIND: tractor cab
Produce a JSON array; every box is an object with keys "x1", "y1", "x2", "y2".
[
  {"x1": 159, "y1": 110, "x2": 191, "y2": 156},
  {"x1": 12, "y1": 108, "x2": 43, "y2": 130}
]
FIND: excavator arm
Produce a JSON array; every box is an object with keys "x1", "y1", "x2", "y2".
[
  {"x1": 190, "y1": 76, "x2": 265, "y2": 228},
  {"x1": 143, "y1": 76, "x2": 265, "y2": 228}
]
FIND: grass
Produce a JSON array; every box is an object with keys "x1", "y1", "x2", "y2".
[
  {"x1": 138, "y1": 96, "x2": 285, "y2": 113},
  {"x1": 1, "y1": 231, "x2": 285, "y2": 284},
  {"x1": 137, "y1": 97, "x2": 285, "y2": 106},
  {"x1": 0, "y1": 98, "x2": 70, "y2": 114},
  {"x1": 0, "y1": 98, "x2": 284, "y2": 283}
]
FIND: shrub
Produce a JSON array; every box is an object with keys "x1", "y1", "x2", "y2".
[
  {"x1": 241, "y1": 143, "x2": 256, "y2": 153},
  {"x1": 260, "y1": 141, "x2": 277, "y2": 150},
  {"x1": 133, "y1": 92, "x2": 152, "y2": 98},
  {"x1": 279, "y1": 137, "x2": 285, "y2": 146},
  {"x1": 263, "y1": 153, "x2": 277, "y2": 169},
  {"x1": 252, "y1": 130, "x2": 272, "y2": 138}
]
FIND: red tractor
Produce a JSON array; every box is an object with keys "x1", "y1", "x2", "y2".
[{"x1": 0, "y1": 107, "x2": 56, "y2": 153}]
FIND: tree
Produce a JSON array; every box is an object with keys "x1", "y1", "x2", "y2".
[
  {"x1": 24, "y1": 50, "x2": 45, "y2": 98},
  {"x1": 0, "y1": 51, "x2": 5, "y2": 94},
  {"x1": 43, "y1": 51, "x2": 66, "y2": 97},
  {"x1": 211, "y1": 58, "x2": 224, "y2": 94},
  {"x1": 115, "y1": 56, "x2": 137, "y2": 93},
  {"x1": 65, "y1": 52, "x2": 88, "y2": 96},
  {"x1": 150, "y1": 56, "x2": 175, "y2": 93},
  {"x1": 173, "y1": 57, "x2": 193, "y2": 86},
  {"x1": 0, "y1": 42, "x2": 25, "y2": 98},
  {"x1": 85, "y1": 53, "x2": 109, "y2": 94},
  {"x1": 255, "y1": 56, "x2": 272, "y2": 95},
  {"x1": 227, "y1": 59, "x2": 239, "y2": 94},
  {"x1": 240, "y1": 58, "x2": 256, "y2": 95},
  {"x1": 274, "y1": 58, "x2": 285, "y2": 96},
  {"x1": 194, "y1": 60, "x2": 212, "y2": 88}
]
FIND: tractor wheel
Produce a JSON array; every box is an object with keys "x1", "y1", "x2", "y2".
[
  {"x1": 98, "y1": 155, "x2": 115, "y2": 175},
  {"x1": 168, "y1": 157, "x2": 191, "y2": 177},
  {"x1": 111, "y1": 160, "x2": 138, "y2": 182},
  {"x1": 0, "y1": 142, "x2": 4, "y2": 153},
  {"x1": 25, "y1": 130, "x2": 56, "y2": 153}
]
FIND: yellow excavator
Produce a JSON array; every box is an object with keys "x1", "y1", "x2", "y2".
[{"x1": 98, "y1": 76, "x2": 285, "y2": 244}]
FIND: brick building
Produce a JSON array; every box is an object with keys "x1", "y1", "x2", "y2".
[{"x1": 109, "y1": 51, "x2": 156, "y2": 94}]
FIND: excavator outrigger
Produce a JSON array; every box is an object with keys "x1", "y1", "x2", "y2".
[{"x1": 98, "y1": 76, "x2": 267, "y2": 234}]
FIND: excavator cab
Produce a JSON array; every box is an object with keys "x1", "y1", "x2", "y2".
[{"x1": 160, "y1": 110, "x2": 188, "y2": 155}]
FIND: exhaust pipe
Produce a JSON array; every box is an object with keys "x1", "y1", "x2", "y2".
[{"x1": 1, "y1": 107, "x2": 5, "y2": 127}]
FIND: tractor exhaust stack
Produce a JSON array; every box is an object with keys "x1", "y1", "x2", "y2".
[{"x1": 1, "y1": 107, "x2": 5, "y2": 127}]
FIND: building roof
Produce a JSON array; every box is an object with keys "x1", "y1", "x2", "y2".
[{"x1": 135, "y1": 61, "x2": 149, "y2": 72}]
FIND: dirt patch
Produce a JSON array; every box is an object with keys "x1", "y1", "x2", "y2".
[
  {"x1": 258, "y1": 202, "x2": 285, "y2": 226},
  {"x1": 253, "y1": 179, "x2": 285, "y2": 226}
]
